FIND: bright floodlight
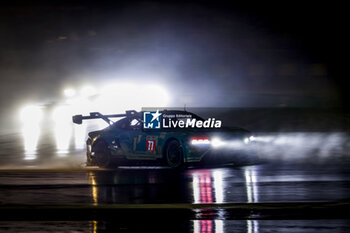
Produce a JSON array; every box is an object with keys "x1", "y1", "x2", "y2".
[
  {"x1": 20, "y1": 105, "x2": 43, "y2": 124},
  {"x1": 64, "y1": 88, "x2": 76, "y2": 97},
  {"x1": 52, "y1": 105, "x2": 73, "y2": 156},
  {"x1": 20, "y1": 105, "x2": 42, "y2": 160},
  {"x1": 244, "y1": 137, "x2": 250, "y2": 144}
]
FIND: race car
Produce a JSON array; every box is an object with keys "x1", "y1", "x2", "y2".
[{"x1": 72, "y1": 110, "x2": 258, "y2": 168}]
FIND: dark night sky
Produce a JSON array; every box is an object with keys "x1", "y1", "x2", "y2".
[{"x1": 0, "y1": 1, "x2": 349, "y2": 127}]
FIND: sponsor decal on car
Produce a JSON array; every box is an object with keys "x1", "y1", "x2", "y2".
[{"x1": 146, "y1": 140, "x2": 156, "y2": 151}]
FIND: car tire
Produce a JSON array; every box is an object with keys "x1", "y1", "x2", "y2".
[
  {"x1": 86, "y1": 155, "x2": 97, "y2": 166},
  {"x1": 93, "y1": 140, "x2": 113, "y2": 168},
  {"x1": 165, "y1": 140, "x2": 183, "y2": 168}
]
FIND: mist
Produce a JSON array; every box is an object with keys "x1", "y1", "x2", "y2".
[
  {"x1": 253, "y1": 132, "x2": 350, "y2": 163},
  {"x1": 0, "y1": 1, "x2": 349, "y2": 169},
  {"x1": 1, "y1": 1, "x2": 344, "y2": 132}
]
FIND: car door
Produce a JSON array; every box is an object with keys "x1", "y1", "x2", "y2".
[
  {"x1": 126, "y1": 118, "x2": 162, "y2": 160},
  {"x1": 118, "y1": 118, "x2": 159, "y2": 160}
]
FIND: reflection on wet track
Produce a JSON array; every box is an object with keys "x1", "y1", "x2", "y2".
[
  {"x1": 193, "y1": 220, "x2": 225, "y2": 233},
  {"x1": 244, "y1": 167, "x2": 258, "y2": 203},
  {"x1": 18, "y1": 114, "x2": 93, "y2": 161},
  {"x1": 1, "y1": 163, "x2": 350, "y2": 205},
  {"x1": 1, "y1": 163, "x2": 350, "y2": 232},
  {"x1": 0, "y1": 164, "x2": 350, "y2": 205},
  {"x1": 85, "y1": 167, "x2": 262, "y2": 205},
  {"x1": 21, "y1": 123, "x2": 40, "y2": 160},
  {"x1": 2, "y1": 219, "x2": 349, "y2": 233},
  {"x1": 0, "y1": 219, "x2": 348, "y2": 233}
]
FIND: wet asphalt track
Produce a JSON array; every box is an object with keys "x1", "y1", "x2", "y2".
[
  {"x1": 1, "y1": 163, "x2": 350, "y2": 205},
  {"x1": 1, "y1": 162, "x2": 350, "y2": 232}
]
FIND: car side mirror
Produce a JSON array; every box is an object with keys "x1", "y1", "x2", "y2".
[{"x1": 72, "y1": 115, "x2": 83, "y2": 124}]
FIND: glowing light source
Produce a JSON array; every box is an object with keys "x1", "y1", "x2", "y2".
[
  {"x1": 19, "y1": 82, "x2": 171, "y2": 160},
  {"x1": 20, "y1": 105, "x2": 43, "y2": 124},
  {"x1": 211, "y1": 137, "x2": 225, "y2": 148},
  {"x1": 63, "y1": 88, "x2": 76, "y2": 97},
  {"x1": 52, "y1": 105, "x2": 73, "y2": 155},
  {"x1": 54, "y1": 124, "x2": 71, "y2": 155},
  {"x1": 191, "y1": 137, "x2": 210, "y2": 145},
  {"x1": 20, "y1": 105, "x2": 43, "y2": 160}
]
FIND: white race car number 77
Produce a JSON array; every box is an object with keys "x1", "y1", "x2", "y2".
[{"x1": 147, "y1": 140, "x2": 156, "y2": 151}]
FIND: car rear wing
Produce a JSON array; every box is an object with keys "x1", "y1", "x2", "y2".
[{"x1": 72, "y1": 110, "x2": 138, "y2": 125}]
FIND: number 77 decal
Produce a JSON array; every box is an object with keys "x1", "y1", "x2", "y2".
[{"x1": 147, "y1": 140, "x2": 156, "y2": 151}]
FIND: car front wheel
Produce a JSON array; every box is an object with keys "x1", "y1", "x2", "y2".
[{"x1": 93, "y1": 140, "x2": 113, "y2": 168}]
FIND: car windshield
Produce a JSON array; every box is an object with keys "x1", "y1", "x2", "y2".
[{"x1": 112, "y1": 117, "x2": 129, "y2": 129}]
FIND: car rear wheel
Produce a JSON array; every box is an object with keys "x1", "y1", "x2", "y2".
[
  {"x1": 93, "y1": 140, "x2": 113, "y2": 168},
  {"x1": 165, "y1": 140, "x2": 183, "y2": 168}
]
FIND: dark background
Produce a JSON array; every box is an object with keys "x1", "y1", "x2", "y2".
[{"x1": 1, "y1": 0, "x2": 349, "y2": 130}]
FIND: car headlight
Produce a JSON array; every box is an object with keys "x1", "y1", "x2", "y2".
[
  {"x1": 211, "y1": 137, "x2": 225, "y2": 148},
  {"x1": 244, "y1": 135, "x2": 256, "y2": 144},
  {"x1": 191, "y1": 137, "x2": 210, "y2": 145}
]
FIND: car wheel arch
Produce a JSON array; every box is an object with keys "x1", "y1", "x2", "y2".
[
  {"x1": 162, "y1": 137, "x2": 183, "y2": 157},
  {"x1": 91, "y1": 138, "x2": 108, "y2": 152}
]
